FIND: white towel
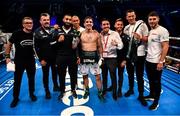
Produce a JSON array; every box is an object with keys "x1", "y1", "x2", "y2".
[{"x1": 6, "y1": 62, "x2": 15, "y2": 72}]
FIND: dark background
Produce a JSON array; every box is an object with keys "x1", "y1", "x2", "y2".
[{"x1": 0, "y1": 0, "x2": 179, "y2": 36}]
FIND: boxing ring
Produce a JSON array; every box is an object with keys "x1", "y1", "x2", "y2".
[
  {"x1": 165, "y1": 37, "x2": 180, "y2": 73},
  {"x1": 0, "y1": 33, "x2": 14, "y2": 63},
  {"x1": 0, "y1": 34, "x2": 180, "y2": 115}
]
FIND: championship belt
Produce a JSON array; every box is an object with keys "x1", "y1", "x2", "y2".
[{"x1": 81, "y1": 51, "x2": 98, "y2": 64}]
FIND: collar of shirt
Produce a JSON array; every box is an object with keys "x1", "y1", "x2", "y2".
[
  {"x1": 101, "y1": 30, "x2": 112, "y2": 36},
  {"x1": 62, "y1": 26, "x2": 71, "y2": 34}
]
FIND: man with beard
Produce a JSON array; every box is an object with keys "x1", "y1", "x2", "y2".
[
  {"x1": 5, "y1": 17, "x2": 37, "y2": 108},
  {"x1": 145, "y1": 11, "x2": 169, "y2": 110},
  {"x1": 34, "y1": 13, "x2": 59, "y2": 99},
  {"x1": 106, "y1": 18, "x2": 130, "y2": 98},
  {"x1": 56, "y1": 14, "x2": 79, "y2": 100},
  {"x1": 100, "y1": 18, "x2": 123, "y2": 100}
]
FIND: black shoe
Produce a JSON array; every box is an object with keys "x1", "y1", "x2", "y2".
[
  {"x1": 124, "y1": 90, "x2": 134, "y2": 97},
  {"x1": 144, "y1": 95, "x2": 154, "y2": 101},
  {"x1": 149, "y1": 102, "x2": 159, "y2": 111},
  {"x1": 102, "y1": 90, "x2": 106, "y2": 96},
  {"x1": 98, "y1": 91, "x2": 105, "y2": 101},
  {"x1": 138, "y1": 96, "x2": 147, "y2": 106},
  {"x1": 107, "y1": 86, "x2": 112, "y2": 91},
  {"x1": 112, "y1": 93, "x2": 117, "y2": 101},
  {"x1": 30, "y1": 94, "x2": 37, "y2": 102},
  {"x1": 72, "y1": 90, "x2": 77, "y2": 98},
  {"x1": 45, "y1": 91, "x2": 51, "y2": 99},
  {"x1": 117, "y1": 89, "x2": 122, "y2": 97},
  {"x1": 83, "y1": 90, "x2": 89, "y2": 99},
  {"x1": 10, "y1": 98, "x2": 19, "y2": 108},
  {"x1": 53, "y1": 86, "x2": 60, "y2": 92},
  {"x1": 58, "y1": 92, "x2": 65, "y2": 100}
]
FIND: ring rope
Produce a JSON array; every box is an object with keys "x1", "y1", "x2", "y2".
[
  {"x1": 169, "y1": 37, "x2": 180, "y2": 40},
  {"x1": 169, "y1": 45, "x2": 180, "y2": 50}
]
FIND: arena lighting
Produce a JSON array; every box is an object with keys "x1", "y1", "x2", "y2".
[
  {"x1": 167, "y1": 10, "x2": 180, "y2": 15},
  {"x1": 169, "y1": 10, "x2": 179, "y2": 14},
  {"x1": 50, "y1": 16, "x2": 57, "y2": 26}
]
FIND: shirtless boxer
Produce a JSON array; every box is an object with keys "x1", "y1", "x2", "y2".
[{"x1": 79, "y1": 16, "x2": 104, "y2": 100}]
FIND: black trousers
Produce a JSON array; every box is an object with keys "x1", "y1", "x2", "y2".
[
  {"x1": 13, "y1": 59, "x2": 35, "y2": 99},
  {"x1": 41, "y1": 60, "x2": 58, "y2": 92},
  {"x1": 126, "y1": 56, "x2": 145, "y2": 96},
  {"x1": 146, "y1": 61, "x2": 162, "y2": 103},
  {"x1": 102, "y1": 58, "x2": 117, "y2": 95},
  {"x1": 56, "y1": 56, "x2": 77, "y2": 93},
  {"x1": 117, "y1": 60, "x2": 125, "y2": 92}
]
